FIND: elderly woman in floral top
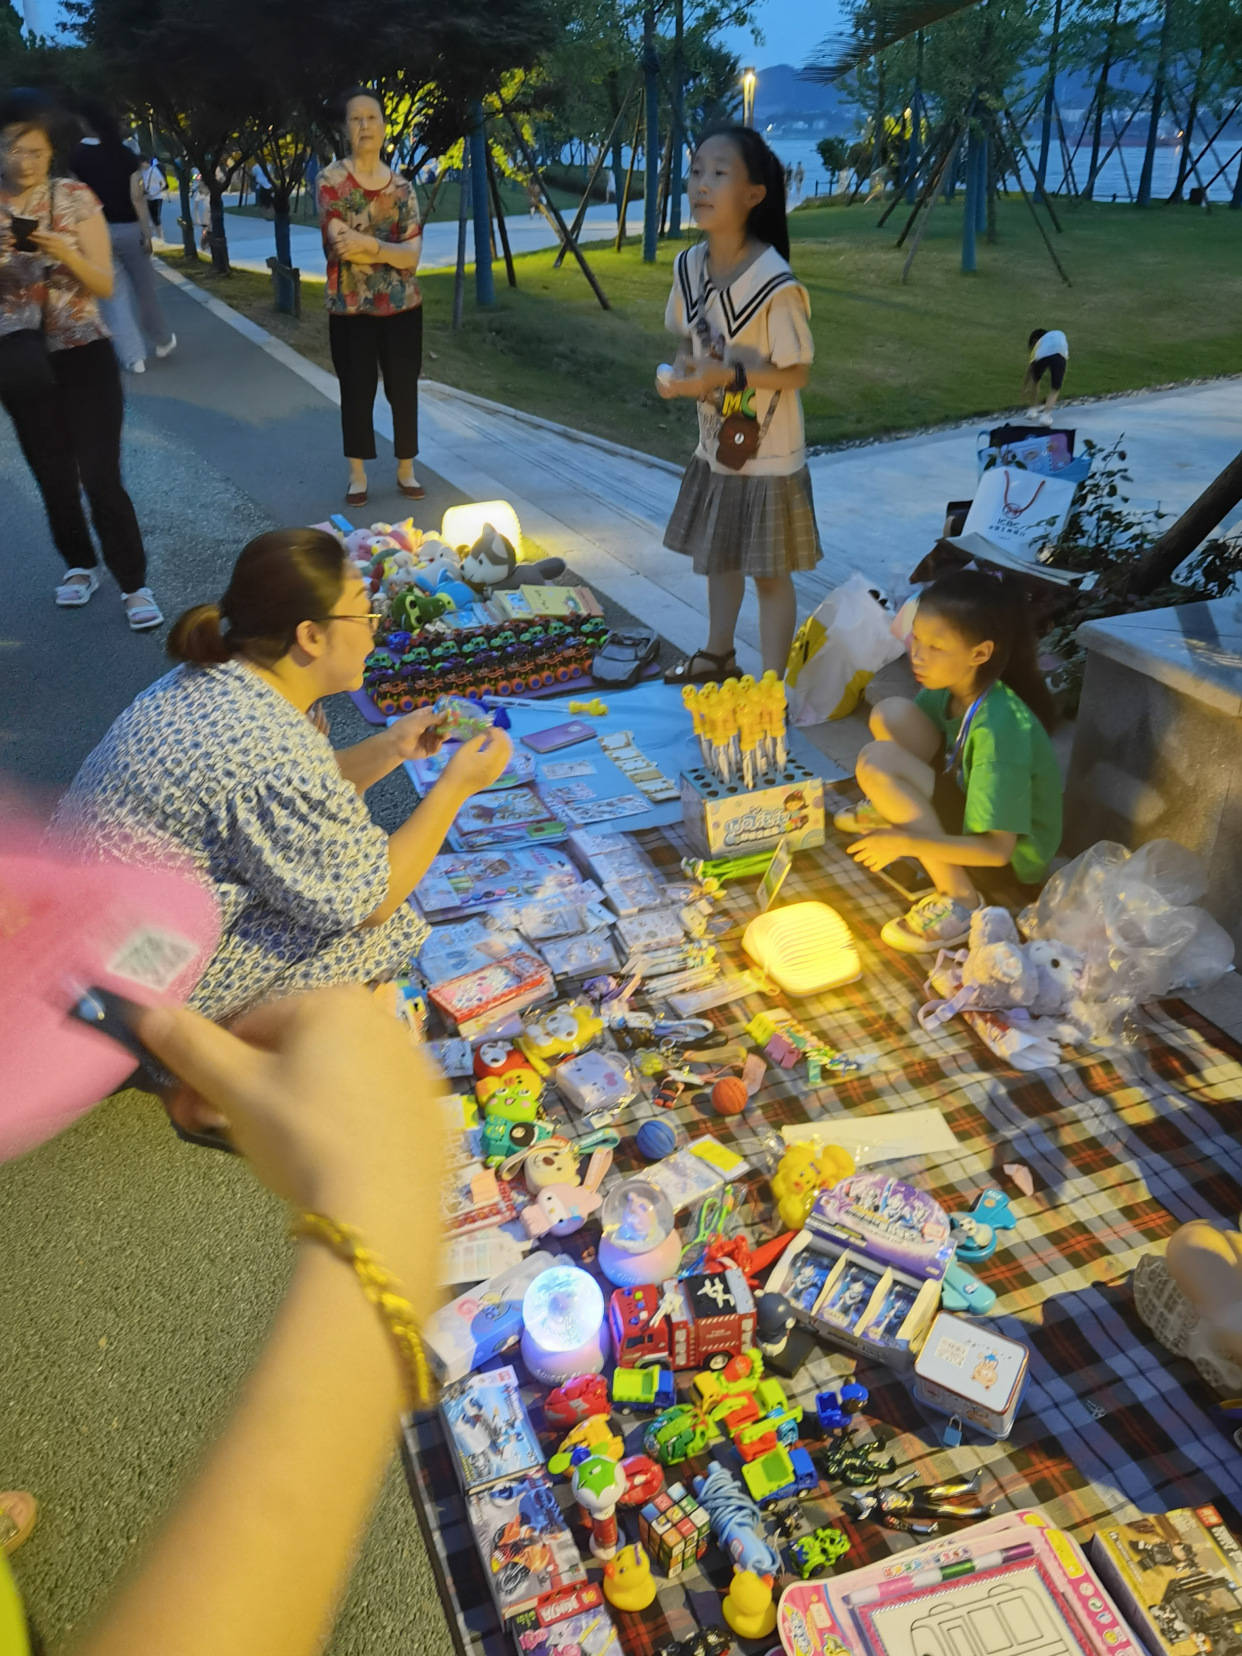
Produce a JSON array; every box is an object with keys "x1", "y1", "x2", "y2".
[
  {"x1": 0, "y1": 92, "x2": 161, "y2": 629},
  {"x1": 317, "y1": 87, "x2": 424, "y2": 509}
]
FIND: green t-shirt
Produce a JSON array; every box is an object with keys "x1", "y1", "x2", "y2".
[{"x1": 915, "y1": 681, "x2": 1063, "y2": 884}]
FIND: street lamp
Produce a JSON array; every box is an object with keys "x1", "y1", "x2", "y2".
[{"x1": 742, "y1": 67, "x2": 757, "y2": 128}]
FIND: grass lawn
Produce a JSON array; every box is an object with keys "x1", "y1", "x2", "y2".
[{"x1": 165, "y1": 198, "x2": 1242, "y2": 465}]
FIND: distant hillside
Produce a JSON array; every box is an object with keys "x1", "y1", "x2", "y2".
[{"x1": 752, "y1": 63, "x2": 856, "y2": 134}]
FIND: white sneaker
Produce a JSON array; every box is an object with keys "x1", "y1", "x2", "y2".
[
  {"x1": 1024, "y1": 407, "x2": 1043, "y2": 419},
  {"x1": 880, "y1": 892, "x2": 978, "y2": 954},
  {"x1": 155, "y1": 334, "x2": 177, "y2": 360},
  {"x1": 1038, "y1": 411, "x2": 1054, "y2": 426},
  {"x1": 126, "y1": 359, "x2": 146, "y2": 374}
]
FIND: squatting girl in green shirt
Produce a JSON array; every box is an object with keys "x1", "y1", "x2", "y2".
[{"x1": 841, "y1": 568, "x2": 1063, "y2": 954}]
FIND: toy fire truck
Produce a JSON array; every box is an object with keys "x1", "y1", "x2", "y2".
[{"x1": 609, "y1": 1269, "x2": 756, "y2": 1372}]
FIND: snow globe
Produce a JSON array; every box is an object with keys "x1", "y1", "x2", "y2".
[
  {"x1": 598, "y1": 1178, "x2": 681, "y2": 1287},
  {"x1": 520, "y1": 1264, "x2": 609, "y2": 1384}
]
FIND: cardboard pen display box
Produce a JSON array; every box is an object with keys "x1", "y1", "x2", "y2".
[
  {"x1": 680, "y1": 758, "x2": 825, "y2": 857},
  {"x1": 766, "y1": 1173, "x2": 954, "y2": 1369},
  {"x1": 912, "y1": 1311, "x2": 1030, "y2": 1440}
]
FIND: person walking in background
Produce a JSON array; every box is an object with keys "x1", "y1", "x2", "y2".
[
  {"x1": 191, "y1": 171, "x2": 210, "y2": 251},
  {"x1": 71, "y1": 99, "x2": 175, "y2": 375},
  {"x1": 0, "y1": 92, "x2": 162, "y2": 629},
  {"x1": 1023, "y1": 326, "x2": 1068, "y2": 425},
  {"x1": 317, "y1": 86, "x2": 424, "y2": 509},
  {"x1": 658, "y1": 127, "x2": 821, "y2": 681},
  {"x1": 141, "y1": 155, "x2": 166, "y2": 236},
  {"x1": 794, "y1": 161, "x2": 805, "y2": 198}
]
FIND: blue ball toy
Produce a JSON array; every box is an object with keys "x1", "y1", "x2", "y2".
[{"x1": 636, "y1": 1119, "x2": 679, "y2": 1161}]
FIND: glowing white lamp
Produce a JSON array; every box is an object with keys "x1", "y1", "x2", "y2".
[
  {"x1": 598, "y1": 1179, "x2": 682, "y2": 1288},
  {"x1": 742, "y1": 901, "x2": 861, "y2": 996},
  {"x1": 520, "y1": 1264, "x2": 609, "y2": 1384},
  {"x1": 440, "y1": 501, "x2": 523, "y2": 559}
]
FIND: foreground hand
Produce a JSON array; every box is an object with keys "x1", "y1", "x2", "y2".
[
  {"x1": 29, "y1": 228, "x2": 76, "y2": 262},
  {"x1": 670, "y1": 360, "x2": 732, "y2": 400},
  {"x1": 387, "y1": 707, "x2": 446, "y2": 762},
  {"x1": 335, "y1": 227, "x2": 376, "y2": 261},
  {"x1": 847, "y1": 828, "x2": 911, "y2": 872},
  {"x1": 136, "y1": 988, "x2": 445, "y2": 1292},
  {"x1": 442, "y1": 726, "x2": 513, "y2": 795}
]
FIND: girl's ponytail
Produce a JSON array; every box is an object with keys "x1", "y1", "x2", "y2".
[
  {"x1": 919, "y1": 568, "x2": 1057, "y2": 730},
  {"x1": 167, "y1": 603, "x2": 233, "y2": 664}
]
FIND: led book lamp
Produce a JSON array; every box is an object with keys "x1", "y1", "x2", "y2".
[{"x1": 742, "y1": 902, "x2": 861, "y2": 996}]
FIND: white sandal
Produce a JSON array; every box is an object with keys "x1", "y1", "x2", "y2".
[
  {"x1": 55, "y1": 568, "x2": 101, "y2": 607},
  {"x1": 123, "y1": 587, "x2": 164, "y2": 631}
]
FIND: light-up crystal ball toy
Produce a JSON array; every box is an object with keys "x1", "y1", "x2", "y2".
[
  {"x1": 598, "y1": 1178, "x2": 682, "y2": 1288},
  {"x1": 520, "y1": 1263, "x2": 609, "y2": 1384}
]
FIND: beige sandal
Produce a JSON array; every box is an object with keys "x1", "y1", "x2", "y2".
[
  {"x1": 0, "y1": 1491, "x2": 37, "y2": 1556},
  {"x1": 55, "y1": 568, "x2": 100, "y2": 608}
]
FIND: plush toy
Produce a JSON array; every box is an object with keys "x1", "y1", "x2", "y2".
[
  {"x1": 413, "y1": 567, "x2": 475, "y2": 610},
  {"x1": 518, "y1": 1002, "x2": 604, "y2": 1076},
  {"x1": 392, "y1": 589, "x2": 453, "y2": 629},
  {"x1": 920, "y1": 907, "x2": 1086, "y2": 1032},
  {"x1": 520, "y1": 1147, "x2": 613, "y2": 1238},
  {"x1": 460, "y1": 524, "x2": 566, "y2": 595}
]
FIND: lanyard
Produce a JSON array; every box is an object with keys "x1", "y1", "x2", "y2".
[{"x1": 943, "y1": 691, "x2": 987, "y2": 789}]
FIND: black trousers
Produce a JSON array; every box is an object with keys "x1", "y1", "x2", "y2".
[
  {"x1": 51, "y1": 339, "x2": 147, "y2": 591},
  {"x1": 0, "y1": 328, "x2": 96, "y2": 574},
  {"x1": 328, "y1": 306, "x2": 422, "y2": 461},
  {"x1": 149, "y1": 197, "x2": 163, "y2": 230}
]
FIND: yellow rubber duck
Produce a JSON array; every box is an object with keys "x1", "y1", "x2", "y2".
[
  {"x1": 723, "y1": 1568, "x2": 777, "y2": 1640},
  {"x1": 602, "y1": 1542, "x2": 657, "y2": 1613}
]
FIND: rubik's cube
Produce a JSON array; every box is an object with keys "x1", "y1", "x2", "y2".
[{"x1": 637, "y1": 1481, "x2": 710, "y2": 1578}]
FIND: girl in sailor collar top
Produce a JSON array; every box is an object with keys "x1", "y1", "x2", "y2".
[{"x1": 658, "y1": 127, "x2": 821, "y2": 683}]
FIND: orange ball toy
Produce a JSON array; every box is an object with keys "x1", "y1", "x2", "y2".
[{"x1": 712, "y1": 1076, "x2": 749, "y2": 1116}]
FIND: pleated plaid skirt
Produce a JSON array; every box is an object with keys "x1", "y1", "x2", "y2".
[{"x1": 663, "y1": 458, "x2": 823, "y2": 577}]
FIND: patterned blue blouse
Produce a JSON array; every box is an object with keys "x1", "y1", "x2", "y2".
[{"x1": 53, "y1": 661, "x2": 427, "y2": 1020}]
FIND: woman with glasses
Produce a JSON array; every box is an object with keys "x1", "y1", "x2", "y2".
[
  {"x1": 53, "y1": 528, "x2": 512, "y2": 1020},
  {"x1": 0, "y1": 91, "x2": 162, "y2": 628},
  {"x1": 317, "y1": 86, "x2": 424, "y2": 509}
]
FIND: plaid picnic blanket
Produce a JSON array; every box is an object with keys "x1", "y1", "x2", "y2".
[{"x1": 401, "y1": 817, "x2": 1242, "y2": 1656}]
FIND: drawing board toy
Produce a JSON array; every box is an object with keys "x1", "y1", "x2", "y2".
[
  {"x1": 766, "y1": 1173, "x2": 954, "y2": 1369},
  {"x1": 778, "y1": 1512, "x2": 1142, "y2": 1656}
]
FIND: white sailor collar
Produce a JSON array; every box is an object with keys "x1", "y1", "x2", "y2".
[{"x1": 676, "y1": 242, "x2": 808, "y2": 342}]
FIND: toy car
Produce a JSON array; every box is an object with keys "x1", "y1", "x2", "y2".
[
  {"x1": 612, "y1": 1366, "x2": 676, "y2": 1413},
  {"x1": 815, "y1": 1383, "x2": 869, "y2": 1435},
  {"x1": 732, "y1": 1398, "x2": 803, "y2": 1462},
  {"x1": 591, "y1": 629, "x2": 659, "y2": 688},
  {"x1": 692, "y1": 1348, "x2": 765, "y2": 1407},
  {"x1": 742, "y1": 1445, "x2": 818, "y2": 1505},
  {"x1": 643, "y1": 1404, "x2": 716, "y2": 1466},
  {"x1": 655, "y1": 1632, "x2": 732, "y2": 1656},
  {"x1": 543, "y1": 1375, "x2": 610, "y2": 1429},
  {"x1": 548, "y1": 1412, "x2": 623, "y2": 1474},
  {"x1": 617, "y1": 1453, "x2": 664, "y2": 1506},
  {"x1": 788, "y1": 1524, "x2": 851, "y2": 1578},
  {"x1": 610, "y1": 1269, "x2": 757, "y2": 1372}
]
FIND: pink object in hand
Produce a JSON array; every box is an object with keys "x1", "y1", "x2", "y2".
[{"x1": 0, "y1": 824, "x2": 220, "y2": 1161}]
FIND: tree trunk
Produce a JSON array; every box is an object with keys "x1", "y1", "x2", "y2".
[
  {"x1": 1085, "y1": 0, "x2": 1122, "y2": 200},
  {"x1": 1128, "y1": 449, "x2": 1242, "y2": 595},
  {"x1": 452, "y1": 146, "x2": 470, "y2": 331},
  {"x1": 273, "y1": 190, "x2": 293, "y2": 267},
  {"x1": 1137, "y1": 0, "x2": 1173, "y2": 207},
  {"x1": 207, "y1": 185, "x2": 230, "y2": 274},
  {"x1": 1035, "y1": 0, "x2": 1064, "y2": 198},
  {"x1": 1233, "y1": 148, "x2": 1242, "y2": 208},
  {"x1": 642, "y1": 0, "x2": 660, "y2": 261},
  {"x1": 669, "y1": 0, "x2": 685, "y2": 236},
  {"x1": 175, "y1": 161, "x2": 197, "y2": 260},
  {"x1": 469, "y1": 103, "x2": 495, "y2": 308},
  {"x1": 1168, "y1": 70, "x2": 1202, "y2": 201}
]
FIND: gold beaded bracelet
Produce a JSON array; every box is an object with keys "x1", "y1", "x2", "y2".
[{"x1": 291, "y1": 1212, "x2": 435, "y2": 1410}]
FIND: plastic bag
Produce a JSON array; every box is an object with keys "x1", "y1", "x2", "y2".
[
  {"x1": 1019, "y1": 840, "x2": 1234, "y2": 1035},
  {"x1": 785, "y1": 574, "x2": 904, "y2": 726}
]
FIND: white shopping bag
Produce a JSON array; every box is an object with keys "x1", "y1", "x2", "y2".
[
  {"x1": 785, "y1": 573, "x2": 905, "y2": 726},
  {"x1": 963, "y1": 465, "x2": 1078, "y2": 565}
]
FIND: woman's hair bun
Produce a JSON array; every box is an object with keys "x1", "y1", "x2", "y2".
[{"x1": 166, "y1": 602, "x2": 232, "y2": 665}]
